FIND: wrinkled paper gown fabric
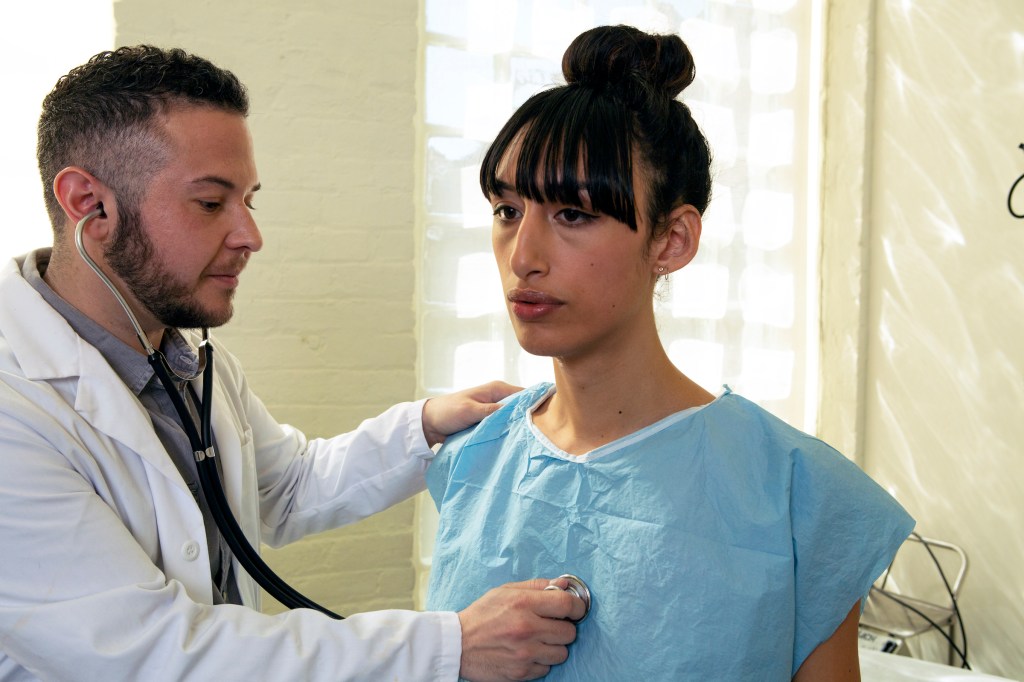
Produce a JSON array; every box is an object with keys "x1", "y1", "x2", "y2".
[{"x1": 427, "y1": 383, "x2": 914, "y2": 680}]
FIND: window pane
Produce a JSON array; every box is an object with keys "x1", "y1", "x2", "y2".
[
  {"x1": 0, "y1": 2, "x2": 115, "y2": 260},
  {"x1": 419, "y1": 0, "x2": 821, "y2": 430}
]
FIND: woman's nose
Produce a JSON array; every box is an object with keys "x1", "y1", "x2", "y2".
[{"x1": 508, "y1": 207, "x2": 548, "y2": 279}]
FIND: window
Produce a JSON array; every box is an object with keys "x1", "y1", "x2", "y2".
[
  {"x1": 415, "y1": 0, "x2": 823, "y2": 602},
  {"x1": 0, "y1": 3, "x2": 115, "y2": 260},
  {"x1": 418, "y1": 0, "x2": 823, "y2": 428}
]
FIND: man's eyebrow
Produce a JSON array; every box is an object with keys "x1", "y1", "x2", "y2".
[{"x1": 189, "y1": 176, "x2": 261, "y2": 193}]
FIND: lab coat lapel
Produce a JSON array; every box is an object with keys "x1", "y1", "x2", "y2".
[
  {"x1": 74, "y1": 345, "x2": 186, "y2": 487},
  {"x1": 1, "y1": 258, "x2": 188, "y2": 490}
]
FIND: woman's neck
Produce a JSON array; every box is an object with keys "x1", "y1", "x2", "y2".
[{"x1": 533, "y1": 341, "x2": 715, "y2": 456}]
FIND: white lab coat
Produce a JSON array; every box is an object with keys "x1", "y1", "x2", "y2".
[{"x1": 0, "y1": 254, "x2": 460, "y2": 681}]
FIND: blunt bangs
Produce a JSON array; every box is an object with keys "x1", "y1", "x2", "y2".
[{"x1": 480, "y1": 86, "x2": 640, "y2": 231}]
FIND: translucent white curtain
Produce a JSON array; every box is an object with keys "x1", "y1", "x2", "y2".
[{"x1": 418, "y1": 0, "x2": 821, "y2": 431}]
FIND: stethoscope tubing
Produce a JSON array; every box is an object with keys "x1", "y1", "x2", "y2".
[
  {"x1": 76, "y1": 208, "x2": 343, "y2": 619},
  {"x1": 75, "y1": 209, "x2": 591, "y2": 624},
  {"x1": 149, "y1": 325, "x2": 344, "y2": 617}
]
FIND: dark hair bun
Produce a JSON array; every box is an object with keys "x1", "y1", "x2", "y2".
[{"x1": 562, "y1": 24, "x2": 695, "y2": 100}]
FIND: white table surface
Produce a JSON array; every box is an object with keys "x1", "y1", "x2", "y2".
[{"x1": 860, "y1": 650, "x2": 1019, "y2": 681}]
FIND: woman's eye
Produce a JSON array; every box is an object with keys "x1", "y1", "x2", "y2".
[
  {"x1": 559, "y1": 208, "x2": 596, "y2": 225},
  {"x1": 198, "y1": 201, "x2": 221, "y2": 212},
  {"x1": 493, "y1": 205, "x2": 519, "y2": 220}
]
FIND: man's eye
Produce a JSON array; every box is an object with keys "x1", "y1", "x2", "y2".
[{"x1": 198, "y1": 201, "x2": 221, "y2": 212}]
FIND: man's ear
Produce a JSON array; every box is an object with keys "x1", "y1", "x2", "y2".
[
  {"x1": 53, "y1": 167, "x2": 115, "y2": 241},
  {"x1": 651, "y1": 204, "x2": 702, "y2": 275}
]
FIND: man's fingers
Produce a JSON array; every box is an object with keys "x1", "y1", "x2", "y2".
[
  {"x1": 537, "y1": 590, "x2": 587, "y2": 624},
  {"x1": 421, "y1": 381, "x2": 525, "y2": 446},
  {"x1": 497, "y1": 578, "x2": 588, "y2": 624},
  {"x1": 503, "y1": 573, "x2": 585, "y2": 622},
  {"x1": 468, "y1": 380, "x2": 522, "y2": 403},
  {"x1": 502, "y1": 577, "x2": 557, "y2": 591},
  {"x1": 458, "y1": 580, "x2": 581, "y2": 681},
  {"x1": 534, "y1": 643, "x2": 571, "y2": 667}
]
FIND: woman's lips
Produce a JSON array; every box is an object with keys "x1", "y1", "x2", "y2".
[{"x1": 508, "y1": 289, "x2": 564, "y2": 321}]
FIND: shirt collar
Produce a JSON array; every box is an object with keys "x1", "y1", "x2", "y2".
[{"x1": 22, "y1": 249, "x2": 201, "y2": 394}]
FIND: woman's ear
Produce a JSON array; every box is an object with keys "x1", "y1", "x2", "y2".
[
  {"x1": 53, "y1": 166, "x2": 115, "y2": 241},
  {"x1": 651, "y1": 204, "x2": 702, "y2": 275}
]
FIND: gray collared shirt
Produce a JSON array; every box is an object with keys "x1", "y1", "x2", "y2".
[{"x1": 24, "y1": 249, "x2": 240, "y2": 604}]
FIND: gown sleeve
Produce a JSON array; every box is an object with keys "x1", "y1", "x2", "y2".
[{"x1": 789, "y1": 435, "x2": 916, "y2": 673}]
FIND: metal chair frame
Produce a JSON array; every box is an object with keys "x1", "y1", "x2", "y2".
[{"x1": 860, "y1": 534, "x2": 968, "y2": 666}]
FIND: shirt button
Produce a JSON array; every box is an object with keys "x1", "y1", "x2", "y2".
[{"x1": 181, "y1": 541, "x2": 201, "y2": 562}]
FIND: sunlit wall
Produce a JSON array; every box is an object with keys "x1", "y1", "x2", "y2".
[
  {"x1": 821, "y1": 1, "x2": 1024, "y2": 677},
  {"x1": 114, "y1": 0, "x2": 424, "y2": 615}
]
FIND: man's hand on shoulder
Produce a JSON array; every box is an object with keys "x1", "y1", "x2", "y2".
[{"x1": 421, "y1": 381, "x2": 521, "y2": 447}]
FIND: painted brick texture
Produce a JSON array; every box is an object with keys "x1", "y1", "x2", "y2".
[{"x1": 114, "y1": 0, "x2": 421, "y2": 615}]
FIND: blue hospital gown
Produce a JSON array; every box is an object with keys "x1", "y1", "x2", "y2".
[{"x1": 426, "y1": 384, "x2": 914, "y2": 680}]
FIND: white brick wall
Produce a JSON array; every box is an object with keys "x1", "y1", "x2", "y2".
[{"x1": 115, "y1": 0, "x2": 422, "y2": 615}]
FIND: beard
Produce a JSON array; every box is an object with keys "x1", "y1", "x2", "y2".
[{"x1": 104, "y1": 203, "x2": 235, "y2": 330}]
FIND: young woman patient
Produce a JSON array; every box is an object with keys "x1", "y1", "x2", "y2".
[{"x1": 426, "y1": 24, "x2": 914, "y2": 681}]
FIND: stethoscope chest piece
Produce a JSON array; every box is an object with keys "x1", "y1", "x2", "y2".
[{"x1": 544, "y1": 573, "x2": 592, "y2": 623}]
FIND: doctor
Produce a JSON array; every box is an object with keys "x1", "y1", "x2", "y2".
[{"x1": 0, "y1": 45, "x2": 583, "y2": 681}]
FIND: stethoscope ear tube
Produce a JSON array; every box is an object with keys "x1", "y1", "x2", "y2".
[{"x1": 76, "y1": 208, "x2": 345, "y2": 618}]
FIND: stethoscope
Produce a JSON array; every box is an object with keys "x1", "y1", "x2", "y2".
[
  {"x1": 545, "y1": 574, "x2": 592, "y2": 623},
  {"x1": 75, "y1": 206, "x2": 593, "y2": 624},
  {"x1": 75, "y1": 206, "x2": 344, "y2": 619}
]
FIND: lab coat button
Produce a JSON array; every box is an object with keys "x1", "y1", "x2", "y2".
[{"x1": 181, "y1": 540, "x2": 201, "y2": 561}]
